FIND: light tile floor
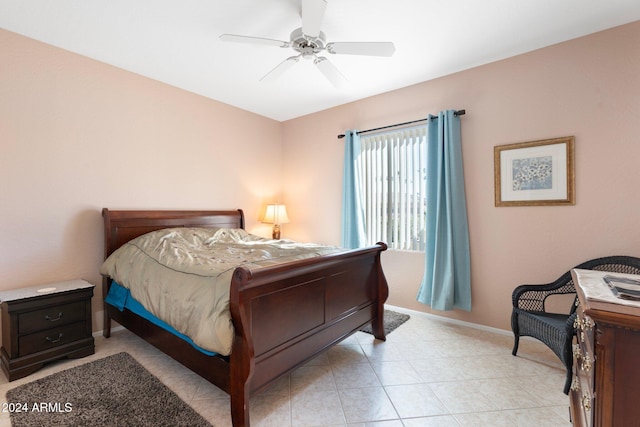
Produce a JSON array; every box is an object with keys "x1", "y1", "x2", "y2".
[{"x1": 1, "y1": 308, "x2": 572, "y2": 426}]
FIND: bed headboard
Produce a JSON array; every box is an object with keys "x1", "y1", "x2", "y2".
[{"x1": 102, "y1": 208, "x2": 245, "y2": 258}]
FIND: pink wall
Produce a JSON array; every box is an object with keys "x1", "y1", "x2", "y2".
[
  {"x1": 2, "y1": 22, "x2": 639, "y2": 334},
  {"x1": 0, "y1": 29, "x2": 283, "y2": 327},
  {"x1": 282, "y1": 22, "x2": 640, "y2": 331}
]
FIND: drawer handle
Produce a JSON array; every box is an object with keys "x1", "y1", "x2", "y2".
[
  {"x1": 571, "y1": 377, "x2": 580, "y2": 392},
  {"x1": 45, "y1": 312, "x2": 64, "y2": 322},
  {"x1": 45, "y1": 333, "x2": 64, "y2": 343},
  {"x1": 572, "y1": 344, "x2": 582, "y2": 359}
]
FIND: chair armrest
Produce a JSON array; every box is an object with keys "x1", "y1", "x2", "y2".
[
  {"x1": 512, "y1": 284, "x2": 546, "y2": 311},
  {"x1": 512, "y1": 270, "x2": 576, "y2": 311}
]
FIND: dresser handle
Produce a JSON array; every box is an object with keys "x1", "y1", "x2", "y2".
[
  {"x1": 582, "y1": 354, "x2": 592, "y2": 372},
  {"x1": 45, "y1": 312, "x2": 63, "y2": 322},
  {"x1": 571, "y1": 377, "x2": 580, "y2": 392},
  {"x1": 582, "y1": 317, "x2": 594, "y2": 331},
  {"x1": 45, "y1": 333, "x2": 63, "y2": 343},
  {"x1": 582, "y1": 394, "x2": 591, "y2": 411},
  {"x1": 573, "y1": 344, "x2": 582, "y2": 359}
]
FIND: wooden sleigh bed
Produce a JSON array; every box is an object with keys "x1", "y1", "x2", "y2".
[{"x1": 101, "y1": 208, "x2": 389, "y2": 427}]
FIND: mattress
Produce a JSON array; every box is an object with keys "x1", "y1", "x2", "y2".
[
  {"x1": 105, "y1": 281, "x2": 217, "y2": 356},
  {"x1": 100, "y1": 227, "x2": 339, "y2": 355}
]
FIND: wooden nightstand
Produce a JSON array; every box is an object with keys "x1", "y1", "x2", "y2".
[{"x1": 0, "y1": 279, "x2": 95, "y2": 381}]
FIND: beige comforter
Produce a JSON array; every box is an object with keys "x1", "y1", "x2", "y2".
[{"x1": 100, "y1": 228, "x2": 339, "y2": 355}]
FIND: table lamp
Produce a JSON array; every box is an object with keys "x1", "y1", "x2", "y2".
[{"x1": 262, "y1": 204, "x2": 290, "y2": 239}]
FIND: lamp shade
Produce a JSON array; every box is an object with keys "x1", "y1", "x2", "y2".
[{"x1": 262, "y1": 204, "x2": 290, "y2": 225}]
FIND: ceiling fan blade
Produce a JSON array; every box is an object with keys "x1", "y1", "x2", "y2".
[
  {"x1": 260, "y1": 56, "x2": 301, "y2": 82},
  {"x1": 219, "y1": 34, "x2": 289, "y2": 48},
  {"x1": 327, "y1": 42, "x2": 396, "y2": 57},
  {"x1": 314, "y1": 56, "x2": 347, "y2": 88},
  {"x1": 302, "y1": 0, "x2": 327, "y2": 38}
]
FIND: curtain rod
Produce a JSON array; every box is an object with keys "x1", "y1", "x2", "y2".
[{"x1": 337, "y1": 109, "x2": 466, "y2": 139}]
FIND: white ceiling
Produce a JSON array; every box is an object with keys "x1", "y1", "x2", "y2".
[{"x1": 1, "y1": 1, "x2": 640, "y2": 121}]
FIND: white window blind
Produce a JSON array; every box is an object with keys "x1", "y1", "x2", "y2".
[{"x1": 359, "y1": 126, "x2": 427, "y2": 251}]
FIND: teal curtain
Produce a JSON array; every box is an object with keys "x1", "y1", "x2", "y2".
[
  {"x1": 416, "y1": 110, "x2": 471, "y2": 311},
  {"x1": 340, "y1": 130, "x2": 366, "y2": 249}
]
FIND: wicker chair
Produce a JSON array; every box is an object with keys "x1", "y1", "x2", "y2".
[{"x1": 511, "y1": 255, "x2": 640, "y2": 394}]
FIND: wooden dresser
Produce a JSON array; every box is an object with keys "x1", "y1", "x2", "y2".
[{"x1": 570, "y1": 269, "x2": 640, "y2": 427}]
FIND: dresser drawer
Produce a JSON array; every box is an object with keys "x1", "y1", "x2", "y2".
[
  {"x1": 17, "y1": 301, "x2": 86, "y2": 334},
  {"x1": 18, "y1": 321, "x2": 90, "y2": 357},
  {"x1": 570, "y1": 384, "x2": 593, "y2": 427},
  {"x1": 576, "y1": 308, "x2": 595, "y2": 354},
  {"x1": 575, "y1": 314, "x2": 595, "y2": 387}
]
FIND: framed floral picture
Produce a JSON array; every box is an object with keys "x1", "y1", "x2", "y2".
[{"x1": 494, "y1": 136, "x2": 575, "y2": 207}]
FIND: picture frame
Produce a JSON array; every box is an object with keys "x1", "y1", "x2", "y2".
[{"x1": 494, "y1": 136, "x2": 575, "y2": 207}]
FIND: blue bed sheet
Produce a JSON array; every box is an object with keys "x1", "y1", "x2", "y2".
[{"x1": 105, "y1": 281, "x2": 217, "y2": 356}]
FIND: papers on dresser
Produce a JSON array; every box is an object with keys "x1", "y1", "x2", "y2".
[
  {"x1": 572, "y1": 269, "x2": 640, "y2": 315},
  {"x1": 603, "y1": 275, "x2": 640, "y2": 301}
]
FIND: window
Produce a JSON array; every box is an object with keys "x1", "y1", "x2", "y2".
[{"x1": 358, "y1": 126, "x2": 427, "y2": 251}]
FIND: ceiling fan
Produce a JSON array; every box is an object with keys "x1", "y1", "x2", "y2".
[{"x1": 219, "y1": 0, "x2": 396, "y2": 88}]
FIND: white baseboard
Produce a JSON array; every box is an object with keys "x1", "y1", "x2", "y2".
[{"x1": 384, "y1": 303, "x2": 515, "y2": 338}]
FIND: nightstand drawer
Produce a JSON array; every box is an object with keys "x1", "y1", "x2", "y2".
[
  {"x1": 18, "y1": 321, "x2": 90, "y2": 356},
  {"x1": 18, "y1": 301, "x2": 86, "y2": 334}
]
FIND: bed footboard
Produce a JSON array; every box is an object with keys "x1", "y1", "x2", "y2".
[{"x1": 228, "y1": 243, "x2": 388, "y2": 427}]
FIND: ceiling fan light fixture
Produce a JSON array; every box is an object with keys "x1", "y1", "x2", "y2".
[
  {"x1": 291, "y1": 28, "x2": 325, "y2": 49},
  {"x1": 301, "y1": 50, "x2": 315, "y2": 59},
  {"x1": 219, "y1": 0, "x2": 395, "y2": 86}
]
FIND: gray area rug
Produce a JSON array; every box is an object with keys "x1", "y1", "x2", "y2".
[
  {"x1": 5, "y1": 352, "x2": 212, "y2": 427},
  {"x1": 359, "y1": 309, "x2": 410, "y2": 335}
]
